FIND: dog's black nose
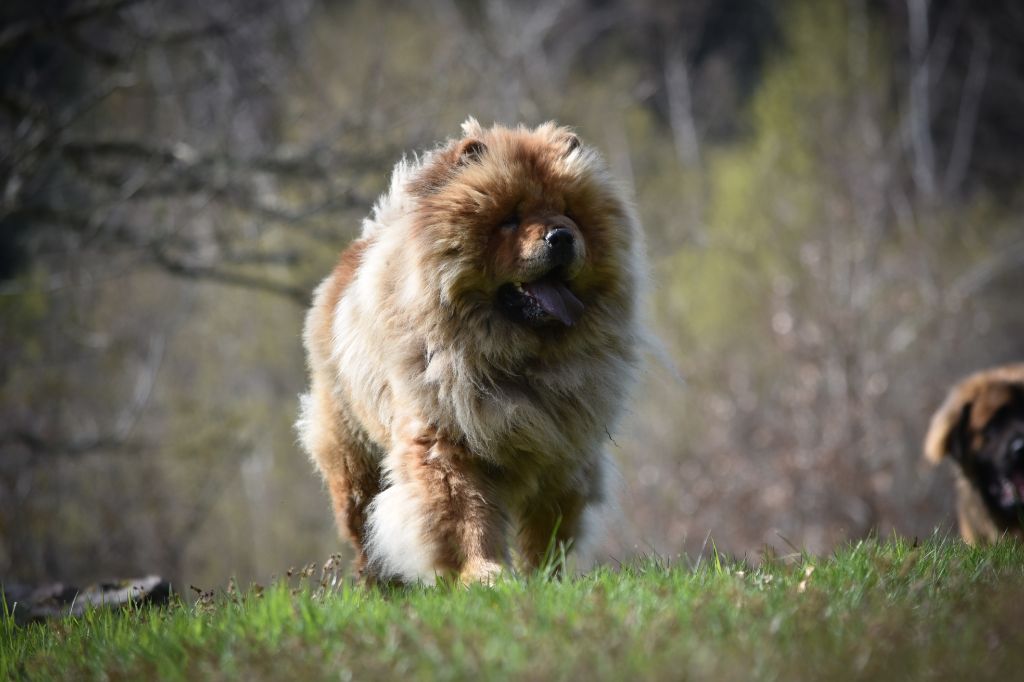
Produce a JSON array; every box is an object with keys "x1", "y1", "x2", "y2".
[
  {"x1": 545, "y1": 227, "x2": 573, "y2": 248},
  {"x1": 545, "y1": 227, "x2": 574, "y2": 264}
]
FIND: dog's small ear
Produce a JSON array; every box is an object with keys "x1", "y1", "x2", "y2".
[
  {"x1": 562, "y1": 133, "x2": 581, "y2": 156},
  {"x1": 408, "y1": 138, "x2": 487, "y2": 195},
  {"x1": 948, "y1": 403, "x2": 974, "y2": 465},
  {"x1": 456, "y1": 138, "x2": 487, "y2": 166},
  {"x1": 461, "y1": 116, "x2": 485, "y2": 138},
  {"x1": 924, "y1": 397, "x2": 973, "y2": 465}
]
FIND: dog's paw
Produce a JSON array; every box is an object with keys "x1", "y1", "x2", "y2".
[{"x1": 459, "y1": 559, "x2": 506, "y2": 586}]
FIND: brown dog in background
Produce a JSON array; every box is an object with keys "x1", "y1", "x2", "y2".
[
  {"x1": 296, "y1": 119, "x2": 645, "y2": 583},
  {"x1": 924, "y1": 364, "x2": 1024, "y2": 543}
]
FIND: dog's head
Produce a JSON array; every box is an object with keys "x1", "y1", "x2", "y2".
[
  {"x1": 925, "y1": 365, "x2": 1024, "y2": 523},
  {"x1": 406, "y1": 118, "x2": 640, "y2": 337}
]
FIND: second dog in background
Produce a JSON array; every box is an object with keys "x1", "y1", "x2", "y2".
[{"x1": 924, "y1": 364, "x2": 1024, "y2": 544}]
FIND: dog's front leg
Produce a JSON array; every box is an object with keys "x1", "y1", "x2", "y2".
[{"x1": 364, "y1": 416, "x2": 509, "y2": 584}]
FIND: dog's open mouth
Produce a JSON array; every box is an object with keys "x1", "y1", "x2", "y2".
[{"x1": 498, "y1": 274, "x2": 584, "y2": 327}]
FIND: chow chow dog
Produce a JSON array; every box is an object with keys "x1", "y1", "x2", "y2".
[
  {"x1": 297, "y1": 119, "x2": 645, "y2": 583},
  {"x1": 924, "y1": 364, "x2": 1024, "y2": 543}
]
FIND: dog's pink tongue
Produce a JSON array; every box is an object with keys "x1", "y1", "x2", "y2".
[{"x1": 524, "y1": 280, "x2": 584, "y2": 326}]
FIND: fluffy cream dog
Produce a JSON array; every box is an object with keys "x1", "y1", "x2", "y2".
[{"x1": 297, "y1": 119, "x2": 644, "y2": 583}]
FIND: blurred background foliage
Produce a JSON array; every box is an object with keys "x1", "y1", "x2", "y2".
[{"x1": 1, "y1": 0, "x2": 1022, "y2": 588}]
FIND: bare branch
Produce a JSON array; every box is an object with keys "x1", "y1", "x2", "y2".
[
  {"x1": 4, "y1": 73, "x2": 139, "y2": 168},
  {"x1": 113, "y1": 333, "x2": 168, "y2": 441},
  {"x1": 947, "y1": 237, "x2": 1024, "y2": 303},
  {"x1": 0, "y1": 0, "x2": 147, "y2": 51},
  {"x1": 151, "y1": 249, "x2": 309, "y2": 306},
  {"x1": 60, "y1": 137, "x2": 379, "y2": 179},
  {"x1": 0, "y1": 428, "x2": 132, "y2": 459},
  {"x1": 664, "y1": 43, "x2": 701, "y2": 168},
  {"x1": 906, "y1": 0, "x2": 937, "y2": 198},
  {"x1": 942, "y1": 25, "x2": 990, "y2": 195}
]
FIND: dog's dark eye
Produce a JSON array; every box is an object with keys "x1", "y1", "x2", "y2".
[{"x1": 499, "y1": 216, "x2": 519, "y2": 232}]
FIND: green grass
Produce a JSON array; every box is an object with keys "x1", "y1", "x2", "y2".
[{"x1": 4, "y1": 534, "x2": 1024, "y2": 681}]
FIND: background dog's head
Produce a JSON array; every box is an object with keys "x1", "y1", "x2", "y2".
[{"x1": 925, "y1": 365, "x2": 1024, "y2": 523}]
